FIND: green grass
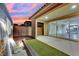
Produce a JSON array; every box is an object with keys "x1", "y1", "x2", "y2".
[{"x1": 26, "y1": 39, "x2": 69, "y2": 56}]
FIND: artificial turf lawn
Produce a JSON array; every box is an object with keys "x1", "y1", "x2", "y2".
[{"x1": 26, "y1": 39, "x2": 69, "y2": 56}]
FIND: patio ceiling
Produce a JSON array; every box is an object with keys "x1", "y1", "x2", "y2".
[{"x1": 36, "y1": 3, "x2": 79, "y2": 22}]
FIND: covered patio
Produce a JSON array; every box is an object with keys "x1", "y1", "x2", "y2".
[{"x1": 31, "y1": 3, "x2": 79, "y2": 56}]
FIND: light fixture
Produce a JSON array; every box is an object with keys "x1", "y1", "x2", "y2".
[
  {"x1": 71, "y1": 5, "x2": 77, "y2": 9},
  {"x1": 45, "y1": 16, "x2": 48, "y2": 19}
]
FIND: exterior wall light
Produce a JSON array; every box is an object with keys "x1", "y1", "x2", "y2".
[
  {"x1": 45, "y1": 16, "x2": 48, "y2": 19},
  {"x1": 71, "y1": 5, "x2": 77, "y2": 9}
]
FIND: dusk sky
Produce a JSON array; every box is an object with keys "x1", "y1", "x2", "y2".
[{"x1": 6, "y1": 3, "x2": 45, "y2": 24}]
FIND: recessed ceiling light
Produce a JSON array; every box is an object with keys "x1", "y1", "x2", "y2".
[
  {"x1": 71, "y1": 5, "x2": 77, "y2": 9},
  {"x1": 45, "y1": 16, "x2": 48, "y2": 19}
]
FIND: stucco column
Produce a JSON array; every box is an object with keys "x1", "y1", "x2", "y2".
[
  {"x1": 44, "y1": 22, "x2": 48, "y2": 36},
  {"x1": 32, "y1": 19, "x2": 37, "y2": 38}
]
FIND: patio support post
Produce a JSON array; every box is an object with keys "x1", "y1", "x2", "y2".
[
  {"x1": 32, "y1": 19, "x2": 37, "y2": 38},
  {"x1": 44, "y1": 22, "x2": 48, "y2": 36}
]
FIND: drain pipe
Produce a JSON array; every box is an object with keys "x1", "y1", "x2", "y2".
[
  {"x1": 5, "y1": 37, "x2": 16, "y2": 56},
  {"x1": 5, "y1": 39, "x2": 12, "y2": 56},
  {"x1": 4, "y1": 37, "x2": 12, "y2": 56}
]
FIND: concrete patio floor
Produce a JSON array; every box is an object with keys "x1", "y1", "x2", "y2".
[{"x1": 36, "y1": 36, "x2": 79, "y2": 56}]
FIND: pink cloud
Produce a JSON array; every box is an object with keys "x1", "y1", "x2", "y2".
[
  {"x1": 6, "y1": 3, "x2": 15, "y2": 13},
  {"x1": 6, "y1": 3, "x2": 39, "y2": 13},
  {"x1": 26, "y1": 3, "x2": 38, "y2": 12}
]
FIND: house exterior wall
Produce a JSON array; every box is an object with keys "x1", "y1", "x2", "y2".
[{"x1": 0, "y1": 4, "x2": 13, "y2": 56}]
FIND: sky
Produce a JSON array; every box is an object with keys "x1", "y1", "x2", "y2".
[{"x1": 6, "y1": 3, "x2": 45, "y2": 24}]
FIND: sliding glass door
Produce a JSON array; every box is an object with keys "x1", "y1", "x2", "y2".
[{"x1": 48, "y1": 16, "x2": 79, "y2": 41}]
